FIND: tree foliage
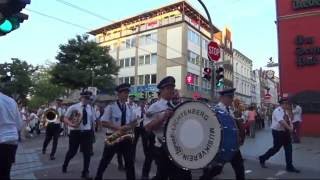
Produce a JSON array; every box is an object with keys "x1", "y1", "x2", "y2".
[
  {"x1": 0, "y1": 58, "x2": 37, "y2": 104},
  {"x1": 28, "y1": 66, "x2": 67, "y2": 109},
  {"x1": 50, "y1": 34, "x2": 119, "y2": 93}
]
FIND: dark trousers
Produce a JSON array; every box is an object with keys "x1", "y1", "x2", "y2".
[
  {"x1": 152, "y1": 146, "x2": 192, "y2": 180},
  {"x1": 42, "y1": 123, "x2": 60, "y2": 157},
  {"x1": 96, "y1": 140, "x2": 135, "y2": 180},
  {"x1": 0, "y1": 144, "x2": 18, "y2": 180},
  {"x1": 200, "y1": 150, "x2": 245, "y2": 180},
  {"x1": 292, "y1": 122, "x2": 301, "y2": 143},
  {"x1": 260, "y1": 130, "x2": 293, "y2": 169},
  {"x1": 63, "y1": 130, "x2": 92, "y2": 174},
  {"x1": 133, "y1": 126, "x2": 155, "y2": 178}
]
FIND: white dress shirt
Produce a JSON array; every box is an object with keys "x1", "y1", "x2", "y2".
[
  {"x1": 101, "y1": 101, "x2": 135, "y2": 133},
  {"x1": 65, "y1": 102, "x2": 96, "y2": 131},
  {"x1": 144, "y1": 98, "x2": 171, "y2": 147},
  {"x1": 292, "y1": 105, "x2": 302, "y2": 123},
  {"x1": 271, "y1": 106, "x2": 287, "y2": 131},
  {"x1": 0, "y1": 92, "x2": 23, "y2": 144}
]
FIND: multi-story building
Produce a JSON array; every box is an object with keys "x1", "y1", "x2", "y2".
[
  {"x1": 233, "y1": 49, "x2": 253, "y2": 105},
  {"x1": 89, "y1": 1, "x2": 220, "y2": 100},
  {"x1": 220, "y1": 28, "x2": 234, "y2": 90},
  {"x1": 252, "y1": 69, "x2": 261, "y2": 107}
]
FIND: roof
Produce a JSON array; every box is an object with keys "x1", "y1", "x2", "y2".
[{"x1": 89, "y1": 0, "x2": 220, "y2": 35}]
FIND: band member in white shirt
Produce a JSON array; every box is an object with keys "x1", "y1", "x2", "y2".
[
  {"x1": 62, "y1": 91, "x2": 96, "y2": 179},
  {"x1": 42, "y1": 99, "x2": 64, "y2": 160},
  {"x1": 259, "y1": 97, "x2": 300, "y2": 173},
  {"x1": 292, "y1": 103, "x2": 302, "y2": 143},
  {"x1": 144, "y1": 76, "x2": 191, "y2": 180},
  {"x1": 95, "y1": 83, "x2": 136, "y2": 180},
  {"x1": 133, "y1": 97, "x2": 155, "y2": 180},
  {"x1": 200, "y1": 88, "x2": 245, "y2": 180},
  {"x1": 0, "y1": 91, "x2": 23, "y2": 180}
]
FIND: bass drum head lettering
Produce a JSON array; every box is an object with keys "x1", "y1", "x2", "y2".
[{"x1": 164, "y1": 101, "x2": 222, "y2": 170}]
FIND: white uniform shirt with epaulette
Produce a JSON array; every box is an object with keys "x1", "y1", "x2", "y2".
[
  {"x1": 65, "y1": 102, "x2": 96, "y2": 131},
  {"x1": 271, "y1": 106, "x2": 287, "y2": 131},
  {"x1": 216, "y1": 102, "x2": 234, "y2": 117},
  {"x1": 144, "y1": 98, "x2": 171, "y2": 147},
  {"x1": 101, "y1": 101, "x2": 135, "y2": 133},
  {"x1": 0, "y1": 92, "x2": 23, "y2": 144}
]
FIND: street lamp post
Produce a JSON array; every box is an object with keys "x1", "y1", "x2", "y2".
[{"x1": 197, "y1": 0, "x2": 217, "y2": 101}]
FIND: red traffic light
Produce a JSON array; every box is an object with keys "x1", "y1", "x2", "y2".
[{"x1": 186, "y1": 75, "x2": 194, "y2": 84}]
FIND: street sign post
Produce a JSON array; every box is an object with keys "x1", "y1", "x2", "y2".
[{"x1": 208, "y1": 41, "x2": 220, "y2": 61}]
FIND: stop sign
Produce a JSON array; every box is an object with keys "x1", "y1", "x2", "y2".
[{"x1": 208, "y1": 41, "x2": 220, "y2": 61}]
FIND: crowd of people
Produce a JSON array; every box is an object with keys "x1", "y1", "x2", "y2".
[{"x1": 1, "y1": 75, "x2": 303, "y2": 180}]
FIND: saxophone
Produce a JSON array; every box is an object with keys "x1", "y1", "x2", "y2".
[{"x1": 105, "y1": 119, "x2": 141, "y2": 145}]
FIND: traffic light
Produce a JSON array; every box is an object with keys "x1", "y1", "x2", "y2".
[
  {"x1": 0, "y1": 0, "x2": 30, "y2": 35},
  {"x1": 203, "y1": 67, "x2": 212, "y2": 81},
  {"x1": 215, "y1": 67, "x2": 224, "y2": 88},
  {"x1": 186, "y1": 74, "x2": 194, "y2": 85}
]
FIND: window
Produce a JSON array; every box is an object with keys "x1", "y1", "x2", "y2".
[
  {"x1": 130, "y1": 57, "x2": 135, "y2": 66},
  {"x1": 145, "y1": 54, "x2": 150, "y2": 64},
  {"x1": 138, "y1": 53, "x2": 156, "y2": 65},
  {"x1": 151, "y1": 53, "x2": 157, "y2": 64},
  {"x1": 202, "y1": 39, "x2": 209, "y2": 50},
  {"x1": 145, "y1": 74, "x2": 150, "y2": 85},
  {"x1": 139, "y1": 56, "x2": 144, "y2": 65},
  {"x1": 188, "y1": 51, "x2": 200, "y2": 65},
  {"x1": 130, "y1": 76, "x2": 135, "y2": 85},
  {"x1": 125, "y1": 77, "x2": 130, "y2": 84},
  {"x1": 140, "y1": 33, "x2": 157, "y2": 46},
  {"x1": 188, "y1": 29, "x2": 200, "y2": 45},
  {"x1": 125, "y1": 58, "x2": 130, "y2": 67},
  {"x1": 151, "y1": 74, "x2": 157, "y2": 84},
  {"x1": 120, "y1": 59, "x2": 124, "y2": 68},
  {"x1": 139, "y1": 75, "x2": 144, "y2": 85}
]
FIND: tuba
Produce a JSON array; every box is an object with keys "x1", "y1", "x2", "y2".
[
  {"x1": 41, "y1": 108, "x2": 59, "y2": 128},
  {"x1": 69, "y1": 110, "x2": 83, "y2": 127}
]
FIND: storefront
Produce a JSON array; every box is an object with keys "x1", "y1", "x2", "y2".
[{"x1": 276, "y1": 0, "x2": 320, "y2": 136}]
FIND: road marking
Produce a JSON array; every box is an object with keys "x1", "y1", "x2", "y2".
[
  {"x1": 275, "y1": 170, "x2": 287, "y2": 176},
  {"x1": 245, "y1": 169, "x2": 252, "y2": 174}
]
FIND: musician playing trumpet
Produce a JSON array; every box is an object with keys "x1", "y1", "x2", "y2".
[
  {"x1": 95, "y1": 83, "x2": 136, "y2": 180},
  {"x1": 62, "y1": 91, "x2": 96, "y2": 179}
]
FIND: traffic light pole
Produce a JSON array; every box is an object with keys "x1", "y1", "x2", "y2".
[{"x1": 197, "y1": 0, "x2": 217, "y2": 102}]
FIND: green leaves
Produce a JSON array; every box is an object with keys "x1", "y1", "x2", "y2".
[
  {"x1": 0, "y1": 58, "x2": 36, "y2": 104},
  {"x1": 50, "y1": 34, "x2": 119, "y2": 93}
]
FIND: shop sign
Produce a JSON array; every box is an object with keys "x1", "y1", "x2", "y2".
[
  {"x1": 293, "y1": 0, "x2": 320, "y2": 10},
  {"x1": 295, "y1": 35, "x2": 320, "y2": 67}
]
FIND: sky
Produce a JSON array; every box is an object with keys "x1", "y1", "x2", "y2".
[{"x1": 0, "y1": 0, "x2": 279, "y2": 72}]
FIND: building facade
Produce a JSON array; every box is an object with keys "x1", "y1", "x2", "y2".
[
  {"x1": 252, "y1": 69, "x2": 261, "y2": 107},
  {"x1": 233, "y1": 49, "x2": 253, "y2": 105},
  {"x1": 276, "y1": 0, "x2": 320, "y2": 136},
  {"x1": 89, "y1": 1, "x2": 221, "y2": 100}
]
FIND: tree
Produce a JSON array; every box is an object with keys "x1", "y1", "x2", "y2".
[
  {"x1": 50, "y1": 34, "x2": 119, "y2": 93},
  {"x1": 0, "y1": 58, "x2": 37, "y2": 104},
  {"x1": 28, "y1": 66, "x2": 67, "y2": 109}
]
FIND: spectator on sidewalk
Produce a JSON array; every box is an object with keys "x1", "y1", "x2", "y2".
[
  {"x1": 0, "y1": 91, "x2": 23, "y2": 180},
  {"x1": 292, "y1": 103, "x2": 302, "y2": 143}
]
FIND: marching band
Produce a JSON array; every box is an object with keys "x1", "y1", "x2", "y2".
[{"x1": 1, "y1": 76, "x2": 303, "y2": 180}]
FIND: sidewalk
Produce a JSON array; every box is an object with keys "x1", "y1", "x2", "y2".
[{"x1": 240, "y1": 127, "x2": 320, "y2": 172}]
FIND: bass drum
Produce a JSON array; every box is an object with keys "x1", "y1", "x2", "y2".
[{"x1": 163, "y1": 101, "x2": 238, "y2": 170}]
